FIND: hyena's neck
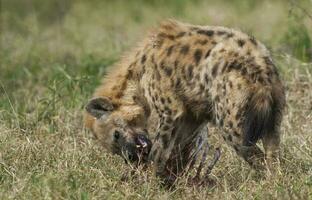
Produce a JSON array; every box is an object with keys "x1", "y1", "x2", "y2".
[{"x1": 93, "y1": 56, "x2": 150, "y2": 120}]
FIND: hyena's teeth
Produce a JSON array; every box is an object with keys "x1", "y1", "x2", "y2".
[{"x1": 136, "y1": 145, "x2": 141, "y2": 148}]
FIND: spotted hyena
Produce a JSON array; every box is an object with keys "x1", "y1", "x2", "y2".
[{"x1": 84, "y1": 20, "x2": 285, "y2": 183}]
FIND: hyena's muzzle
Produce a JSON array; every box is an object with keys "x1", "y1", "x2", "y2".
[{"x1": 114, "y1": 130, "x2": 152, "y2": 163}]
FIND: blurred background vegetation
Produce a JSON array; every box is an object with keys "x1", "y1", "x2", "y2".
[{"x1": 0, "y1": 0, "x2": 311, "y2": 199}]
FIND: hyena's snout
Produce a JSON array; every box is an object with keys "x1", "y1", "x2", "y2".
[{"x1": 122, "y1": 133, "x2": 152, "y2": 163}]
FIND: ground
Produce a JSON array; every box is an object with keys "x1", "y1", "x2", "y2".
[{"x1": 0, "y1": 0, "x2": 311, "y2": 199}]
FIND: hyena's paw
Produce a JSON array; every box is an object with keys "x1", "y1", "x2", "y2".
[{"x1": 186, "y1": 147, "x2": 221, "y2": 187}]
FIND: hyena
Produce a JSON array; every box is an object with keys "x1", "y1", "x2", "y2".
[{"x1": 84, "y1": 20, "x2": 285, "y2": 183}]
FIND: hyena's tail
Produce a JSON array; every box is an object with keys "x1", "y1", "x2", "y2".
[{"x1": 243, "y1": 85, "x2": 284, "y2": 146}]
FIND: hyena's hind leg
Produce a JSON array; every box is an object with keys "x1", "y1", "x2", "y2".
[
  {"x1": 215, "y1": 75, "x2": 285, "y2": 171},
  {"x1": 262, "y1": 131, "x2": 281, "y2": 173},
  {"x1": 213, "y1": 105, "x2": 265, "y2": 168},
  {"x1": 220, "y1": 124, "x2": 266, "y2": 169},
  {"x1": 214, "y1": 94, "x2": 266, "y2": 169}
]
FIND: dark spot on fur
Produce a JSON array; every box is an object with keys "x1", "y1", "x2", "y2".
[
  {"x1": 167, "y1": 97, "x2": 172, "y2": 104},
  {"x1": 234, "y1": 145, "x2": 239, "y2": 152},
  {"x1": 127, "y1": 69, "x2": 133, "y2": 79},
  {"x1": 204, "y1": 73, "x2": 209, "y2": 83},
  {"x1": 227, "y1": 135, "x2": 233, "y2": 142},
  {"x1": 141, "y1": 54, "x2": 146, "y2": 64},
  {"x1": 176, "y1": 32, "x2": 186, "y2": 38},
  {"x1": 228, "y1": 121, "x2": 233, "y2": 128},
  {"x1": 258, "y1": 76, "x2": 265, "y2": 84},
  {"x1": 174, "y1": 60, "x2": 179, "y2": 68},
  {"x1": 141, "y1": 65, "x2": 146, "y2": 75},
  {"x1": 237, "y1": 39, "x2": 245, "y2": 47},
  {"x1": 241, "y1": 68, "x2": 247, "y2": 76},
  {"x1": 197, "y1": 29, "x2": 214, "y2": 37},
  {"x1": 217, "y1": 31, "x2": 226, "y2": 35},
  {"x1": 221, "y1": 61, "x2": 228, "y2": 73},
  {"x1": 214, "y1": 95, "x2": 220, "y2": 102},
  {"x1": 194, "y1": 49, "x2": 202, "y2": 65},
  {"x1": 182, "y1": 67, "x2": 186, "y2": 79},
  {"x1": 234, "y1": 131, "x2": 240, "y2": 137},
  {"x1": 180, "y1": 45, "x2": 190, "y2": 55},
  {"x1": 200, "y1": 84, "x2": 205, "y2": 91},
  {"x1": 211, "y1": 63, "x2": 219, "y2": 77},
  {"x1": 205, "y1": 49, "x2": 211, "y2": 58},
  {"x1": 188, "y1": 65, "x2": 194, "y2": 79},
  {"x1": 164, "y1": 106, "x2": 170, "y2": 111},
  {"x1": 166, "y1": 116, "x2": 173, "y2": 124},
  {"x1": 164, "y1": 66, "x2": 173, "y2": 77},
  {"x1": 227, "y1": 61, "x2": 242, "y2": 72},
  {"x1": 229, "y1": 81, "x2": 233, "y2": 88},
  {"x1": 175, "y1": 78, "x2": 181, "y2": 89},
  {"x1": 195, "y1": 39, "x2": 208, "y2": 45},
  {"x1": 160, "y1": 97, "x2": 165, "y2": 104},
  {"x1": 166, "y1": 46, "x2": 174, "y2": 57},
  {"x1": 226, "y1": 32, "x2": 234, "y2": 38},
  {"x1": 165, "y1": 108, "x2": 172, "y2": 115}
]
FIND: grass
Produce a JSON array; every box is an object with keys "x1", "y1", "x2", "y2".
[{"x1": 1, "y1": 0, "x2": 312, "y2": 199}]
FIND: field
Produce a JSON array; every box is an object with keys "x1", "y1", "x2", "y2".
[{"x1": 1, "y1": 0, "x2": 312, "y2": 199}]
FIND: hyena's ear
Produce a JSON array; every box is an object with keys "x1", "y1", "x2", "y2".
[{"x1": 85, "y1": 97, "x2": 114, "y2": 119}]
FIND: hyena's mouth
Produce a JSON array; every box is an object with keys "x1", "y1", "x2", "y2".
[
  {"x1": 122, "y1": 134, "x2": 152, "y2": 164},
  {"x1": 134, "y1": 134, "x2": 152, "y2": 163}
]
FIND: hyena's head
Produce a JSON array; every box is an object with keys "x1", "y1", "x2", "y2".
[{"x1": 84, "y1": 97, "x2": 152, "y2": 163}]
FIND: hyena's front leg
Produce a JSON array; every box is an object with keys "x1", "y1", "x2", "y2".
[{"x1": 149, "y1": 110, "x2": 183, "y2": 184}]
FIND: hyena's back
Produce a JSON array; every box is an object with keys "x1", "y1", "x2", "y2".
[{"x1": 139, "y1": 20, "x2": 285, "y2": 167}]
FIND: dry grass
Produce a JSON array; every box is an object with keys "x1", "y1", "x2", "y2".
[{"x1": 1, "y1": 0, "x2": 311, "y2": 199}]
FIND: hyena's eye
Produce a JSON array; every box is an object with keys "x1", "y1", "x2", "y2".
[{"x1": 113, "y1": 130, "x2": 121, "y2": 140}]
